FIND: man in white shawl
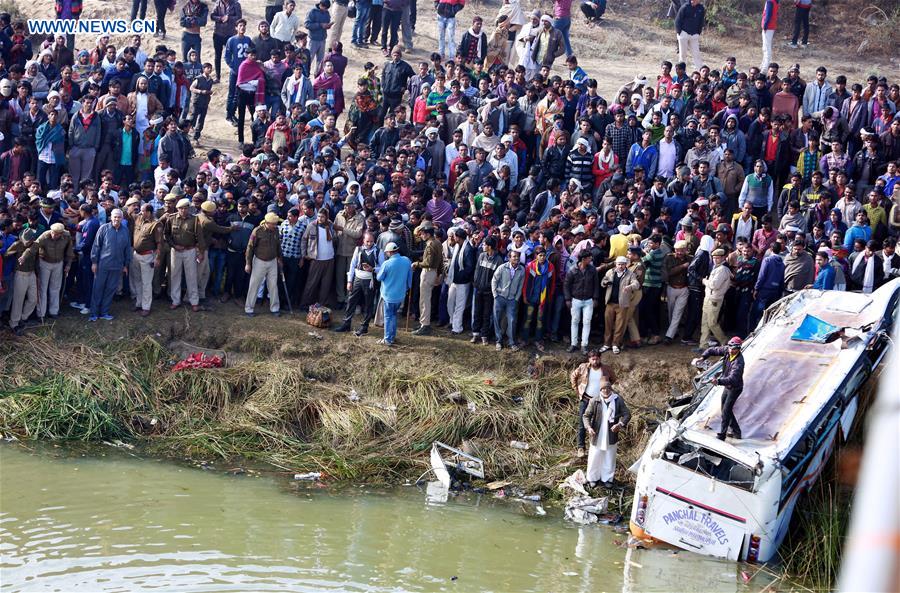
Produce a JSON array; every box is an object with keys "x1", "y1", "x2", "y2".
[
  {"x1": 582, "y1": 377, "x2": 631, "y2": 487},
  {"x1": 515, "y1": 9, "x2": 542, "y2": 79}
]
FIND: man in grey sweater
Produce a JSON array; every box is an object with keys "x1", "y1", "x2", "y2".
[
  {"x1": 491, "y1": 249, "x2": 525, "y2": 351},
  {"x1": 67, "y1": 95, "x2": 102, "y2": 191}
]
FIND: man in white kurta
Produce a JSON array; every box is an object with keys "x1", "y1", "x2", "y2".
[{"x1": 584, "y1": 379, "x2": 629, "y2": 486}]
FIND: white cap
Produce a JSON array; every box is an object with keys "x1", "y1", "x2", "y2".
[
  {"x1": 384, "y1": 242, "x2": 399, "y2": 252},
  {"x1": 571, "y1": 224, "x2": 586, "y2": 235},
  {"x1": 332, "y1": 176, "x2": 345, "y2": 185},
  {"x1": 500, "y1": 134, "x2": 513, "y2": 144},
  {"x1": 575, "y1": 137, "x2": 590, "y2": 148},
  {"x1": 372, "y1": 183, "x2": 385, "y2": 193},
  {"x1": 569, "y1": 178, "x2": 583, "y2": 189},
  {"x1": 482, "y1": 197, "x2": 495, "y2": 206},
  {"x1": 615, "y1": 256, "x2": 628, "y2": 264},
  {"x1": 617, "y1": 223, "x2": 632, "y2": 234},
  {"x1": 425, "y1": 127, "x2": 439, "y2": 136},
  {"x1": 255, "y1": 104, "x2": 267, "y2": 112}
]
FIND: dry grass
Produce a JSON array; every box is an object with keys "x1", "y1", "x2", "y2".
[{"x1": 0, "y1": 330, "x2": 693, "y2": 490}]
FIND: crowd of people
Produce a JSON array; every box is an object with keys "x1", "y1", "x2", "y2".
[{"x1": 0, "y1": 0, "x2": 899, "y2": 357}]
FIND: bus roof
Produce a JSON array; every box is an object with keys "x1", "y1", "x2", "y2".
[{"x1": 681, "y1": 281, "x2": 898, "y2": 462}]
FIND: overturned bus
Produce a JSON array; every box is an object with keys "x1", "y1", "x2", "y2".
[{"x1": 628, "y1": 279, "x2": 900, "y2": 562}]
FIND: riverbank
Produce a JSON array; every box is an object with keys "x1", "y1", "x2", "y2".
[
  {"x1": 1, "y1": 303, "x2": 864, "y2": 590},
  {"x1": 0, "y1": 302, "x2": 697, "y2": 494}
]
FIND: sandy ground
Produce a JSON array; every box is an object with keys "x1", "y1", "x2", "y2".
[{"x1": 15, "y1": 0, "x2": 897, "y2": 171}]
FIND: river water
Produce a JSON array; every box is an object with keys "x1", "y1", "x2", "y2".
[{"x1": 1, "y1": 444, "x2": 781, "y2": 592}]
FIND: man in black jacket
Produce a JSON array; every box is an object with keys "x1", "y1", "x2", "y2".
[
  {"x1": 674, "y1": 0, "x2": 705, "y2": 72},
  {"x1": 471, "y1": 235, "x2": 503, "y2": 344},
  {"x1": 446, "y1": 226, "x2": 477, "y2": 334},
  {"x1": 380, "y1": 47, "x2": 414, "y2": 122},
  {"x1": 565, "y1": 250, "x2": 600, "y2": 354},
  {"x1": 693, "y1": 336, "x2": 745, "y2": 440},
  {"x1": 93, "y1": 96, "x2": 125, "y2": 180}
]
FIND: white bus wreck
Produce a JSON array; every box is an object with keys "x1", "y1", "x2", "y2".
[{"x1": 628, "y1": 279, "x2": 900, "y2": 563}]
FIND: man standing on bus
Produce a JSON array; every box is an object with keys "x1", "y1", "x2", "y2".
[{"x1": 693, "y1": 336, "x2": 745, "y2": 440}]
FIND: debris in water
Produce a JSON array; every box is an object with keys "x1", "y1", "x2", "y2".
[
  {"x1": 626, "y1": 535, "x2": 647, "y2": 549},
  {"x1": 294, "y1": 472, "x2": 322, "y2": 481},
  {"x1": 486, "y1": 480, "x2": 512, "y2": 491},
  {"x1": 509, "y1": 440, "x2": 530, "y2": 450},
  {"x1": 564, "y1": 496, "x2": 609, "y2": 524},
  {"x1": 450, "y1": 576, "x2": 458, "y2": 581},
  {"x1": 741, "y1": 570, "x2": 752, "y2": 583},
  {"x1": 519, "y1": 494, "x2": 541, "y2": 502}
]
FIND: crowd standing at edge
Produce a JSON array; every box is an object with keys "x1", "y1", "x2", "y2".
[{"x1": 0, "y1": 2, "x2": 898, "y2": 394}]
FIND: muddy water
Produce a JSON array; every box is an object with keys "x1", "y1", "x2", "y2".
[{"x1": 1, "y1": 445, "x2": 780, "y2": 592}]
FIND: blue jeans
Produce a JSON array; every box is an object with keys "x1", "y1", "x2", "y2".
[
  {"x1": 208, "y1": 248, "x2": 226, "y2": 296},
  {"x1": 226, "y1": 70, "x2": 238, "y2": 119},
  {"x1": 266, "y1": 94, "x2": 282, "y2": 117},
  {"x1": 553, "y1": 16, "x2": 572, "y2": 56},
  {"x1": 577, "y1": 397, "x2": 589, "y2": 448},
  {"x1": 90, "y1": 267, "x2": 121, "y2": 317},
  {"x1": 181, "y1": 32, "x2": 201, "y2": 62},
  {"x1": 352, "y1": 0, "x2": 371, "y2": 43},
  {"x1": 384, "y1": 300, "x2": 401, "y2": 343},
  {"x1": 493, "y1": 295, "x2": 518, "y2": 345},
  {"x1": 570, "y1": 298, "x2": 594, "y2": 347},
  {"x1": 436, "y1": 15, "x2": 456, "y2": 58}
]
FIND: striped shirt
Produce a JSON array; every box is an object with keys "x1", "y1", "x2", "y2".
[{"x1": 641, "y1": 248, "x2": 665, "y2": 288}]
